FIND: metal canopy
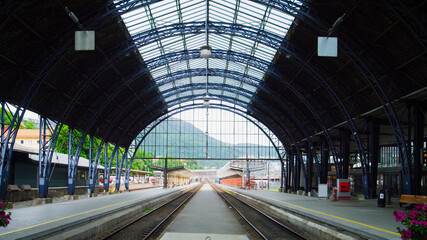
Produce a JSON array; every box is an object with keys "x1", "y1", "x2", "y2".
[{"x1": 0, "y1": 0, "x2": 425, "y2": 150}]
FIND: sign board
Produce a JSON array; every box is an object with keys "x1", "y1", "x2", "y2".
[
  {"x1": 337, "y1": 179, "x2": 351, "y2": 200},
  {"x1": 318, "y1": 36, "x2": 338, "y2": 57},
  {"x1": 75, "y1": 31, "x2": 95, "y2": 51},
  {"x1": 318, "y1": 184, "x2": 328, "y2": 199}
]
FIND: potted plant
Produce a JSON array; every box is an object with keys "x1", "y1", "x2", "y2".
[
  {"x1": 393, "y1": 204, "x2": 427, "y2": 239},
  {"x1": 0, "y1": 200, "x2": 11, "y2": 227}
]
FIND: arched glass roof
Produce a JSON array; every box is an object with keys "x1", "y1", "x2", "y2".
[{"x1": 115, "y1": 0, "x2": 302, "y2": 109}]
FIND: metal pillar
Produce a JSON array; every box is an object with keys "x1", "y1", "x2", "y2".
[
  {"x1": 124, "y1": 153, "x2": 133, "y2": 190},
  {"x1": 306, "y1": 143, "x2": 313, "y2": 193},
  {"x1": 163, "y1": 158, "x2": 168, "y2": 189},
  {"x1": 290, "y1": 147, "x2": 297, "y2": 192},
  {"x1": 246, "y1": 159, "x2": 250, "y2": 189},
  {"x1": 280, "y1": 159, "x2": 284, "y2": 192},
  {"x1": 340, "y1": 129, "x2": 350, "y2": 179},
  {"x1": 369, "y1": 119, "x2": 380, "y2": 198},
  {"x1": 89, "y1": 136, "x2": 104, "y2": 193},
  {"x1": 0, "y1": 103, "x2": 25, "y2": 200},
  {"x1": 412, "y1": 103, "x2": 424, "y2": 195},
  {"x1": 38, "y1": 117, "x2": 62, "y2": 198},
  {"x1": 104, "y1": 145, "x2": 117, "y2": 192},
  {"x1": 320, "y1": 137, "x2": 329, "y2": 184},
  {"x1": 295, "y1": 147, "x2": 301, "y2": 191},
  {"x1": 67, "y1": 129, "x2": 86, "y2": 195},
  {"x1": 116, "y1": 149, "x2": 128, "y2": 191}
]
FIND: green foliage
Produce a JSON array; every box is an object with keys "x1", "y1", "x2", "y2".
[
  {"x1": 22, "y1": 120, "x2": 36, "y2": 129},
  {"x1": 0, "y1": 108, "x2": 16, "y2": 128},
  {"x1": 55, "y1": 125, "x2": 110, "y2": 161}
]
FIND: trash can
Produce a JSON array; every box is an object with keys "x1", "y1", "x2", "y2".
[{"x1": 378, "y1": 189, "x2": 385, "y2": 207}]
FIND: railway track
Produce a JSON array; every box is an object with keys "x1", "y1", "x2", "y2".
[
  {"x1": 101, "y1": 184, "x2": 203, "y2": 240},
  {"x1": 212, "y1": 184, "x2": 307, "y2": 240}
]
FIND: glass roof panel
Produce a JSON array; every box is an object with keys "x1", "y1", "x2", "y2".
[{"x1": 117, "y1": 0, "x2": 302, "y2": 109}]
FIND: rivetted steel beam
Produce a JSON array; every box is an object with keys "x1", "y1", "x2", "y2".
[
  {"x1": 68, "y1": 128, "x2": 87, "y2": 195},
  {"x1": 38, "y1": 117, "x2": 62, "y2": 198},
  {"x1": 0, "y1": 102, "x2": 25, "y2": 200},
  {"x1": 89, "y1": 140, "x2": 105, "y2": 193},
  {"x1": 115, "y1": 148, "x2": 128, "y2": 191},
  {"x1": 104, "y1": 144, "x2": 118, "y2": 192}
]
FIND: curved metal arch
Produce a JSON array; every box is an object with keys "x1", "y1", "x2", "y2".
[
  {"x1": 155, "y1": 68, "x2": 262, "y2": 91},
  {"x1": 114, "y1": 92, "x2": 309, "y2": 190},
  {"x1": 122, "y1": 21, "x2": 293, "y2": 56},
  {"x1": 107, "y1": 0, "x2": 318, "y2": 34},
  {"x1": 146, "y1": 49, "x2": 273, "y2": 72},
  {"x1": 148, "y1": 69, "x2": 321, "y2": 180},
  {"x1": 130, "y1": 103, "x2": 284, "y2": 162}
]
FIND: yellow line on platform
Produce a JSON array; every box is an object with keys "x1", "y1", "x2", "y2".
[
  {"x1": 0, "y1": 195, "x2": 145, "y2": 236},
  {"x1": 250, "y1": 192, "x2": 400, "y2": 236}
]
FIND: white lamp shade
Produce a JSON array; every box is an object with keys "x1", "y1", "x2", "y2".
[
  {"x1": 203, "y1": 98, "x2": 210, "y2": 107},
  {"x1": 201, "y1": 49, "x2": 211, "y2": 59},
  {"x1": 200, "y1": 46, "x2": 212, "y2": 59}
]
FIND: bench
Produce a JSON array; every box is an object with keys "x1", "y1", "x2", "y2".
[{"x1": 400, "y1": 194, "x2": 426, "y2": 207}]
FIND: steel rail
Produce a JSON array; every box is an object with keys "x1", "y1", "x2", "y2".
[
  {"x1": 212, "y1": 184, "x2": 306, "y2": 239},
  {"x1": 102, "y1": 184, "x2": 202, "y2": 240}
]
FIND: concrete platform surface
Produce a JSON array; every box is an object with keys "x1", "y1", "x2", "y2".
[
  {"x1": 220, "y1": 185, "x2": 402, "y2": 240},
  {"x1": 160, "y1": 184, "x2": 249, "y2": 240},
  {"x1": 0, "y1": 184, "x2": 195, "y2": 240}
]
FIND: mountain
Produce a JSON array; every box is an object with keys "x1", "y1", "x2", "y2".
[{"x1": 140, "y1": 117, "x2": 277, "y2": 168}]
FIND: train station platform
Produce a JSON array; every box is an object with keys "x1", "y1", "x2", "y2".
[
  {"x1": 161, "y1": 184, "x2": 249, "y2": 240},
  {"x1": 219, "y1": 184, "x2": 402, "y2": 240},
  {"x1": 0, "y1": 184, "x2": 195, "y2": 240}
]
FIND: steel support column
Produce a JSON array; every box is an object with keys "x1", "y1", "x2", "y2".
[
  {"x1": 320, "y1": 137, "x2": 329, "y2": 184},
  {"x1": 163, "y1": 158, "x2": 168, "y2": 189},
  {"x1": 306, "y1": 143, "x2": 313, "y2": 193},
  {"x1": 412, "y1": 103, "x2": 424, "y2": 195},
  {"x1": 38, "y1": 117, "x2": 61, "y2": 198},
  {"x1": 285, "y1": 151, "x2": 291, "y2": 192},
  {"x1": 67, "y1": 129, "x2": 86, "y2": 195},
  {"x1": 89, "y1": 140, "x2": 104, "y2": 193},
  {"x1": 0, "y1": 103, "x2": 25, "y2": 200},
  {"x1": 280, "y1": 159, "x2": 285, "y2": 192},
  {"x1": 104, "y1": 145, "x2": 118, "y2": 192},
  {"x1": 115, "y1": 149, "x2": 128, "y2": 191},
  {"x1": 295, "y1": 147, "x2": 301, "y2": 191},
  {"x1": 290, "y1": 147, "x2": 297, "y2": 192},
  {"x1": 340, "y1": 129, "x2": 350, "y2": 179},
  {"x1": 369, "y1": 119, "x2": 380, "y2": 199}
]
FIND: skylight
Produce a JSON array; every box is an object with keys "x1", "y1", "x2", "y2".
[{"x1": 115, "y1": 0, "x2": 302, "y2": 109}]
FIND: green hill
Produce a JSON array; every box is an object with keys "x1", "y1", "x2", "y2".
[{"x1": 140, "y1": 117, "x2": 277, "y2": 169}]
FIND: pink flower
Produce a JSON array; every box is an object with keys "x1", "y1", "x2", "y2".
[
  {"x1": 410, "y1": 210, "x2": 420, "y2": 215},
  {"x1": 409, "y1": 212, "x2": 416, "y2": 219},
  {"x1": 6, "y1": 215, "x2": 10, "y2": 220},
  {"x1": 405, "y1": 230, "x2": 412, "y2": 238},
  {"x1": 410, "y1": 220, "x2": 419, "y2": 225},
  {"x1": 401, "y1": 229, "x2": 408, "y2": 240},
  {"x1": 396, "y1": 214, "x2": 407, "y2": 222},
  {"x1": 414, "y1": 204, "x2": 423, "y2": 209},
  {"x1": 422, "y1": 205, "x2": 427, "y2": 211},
  {"x1": 0, "y1": 211, "x2": 5, "y2": 218},
  {"x1": 419, "y1": 220, "x2": 427, "y2": 226},
  {"x1": 0, "y1": 203, "x2": 4, "y2": 208}
]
